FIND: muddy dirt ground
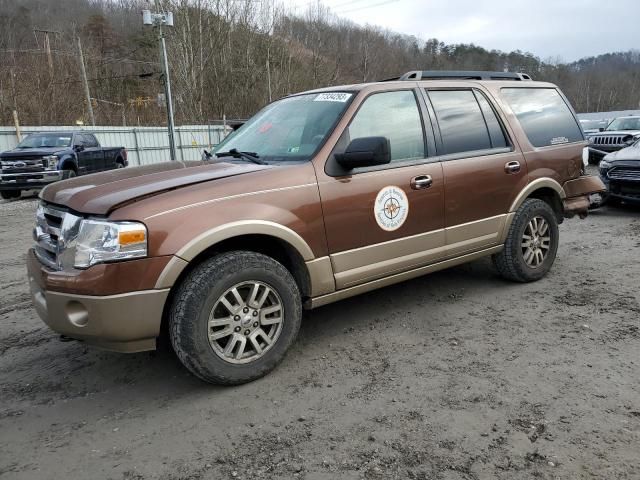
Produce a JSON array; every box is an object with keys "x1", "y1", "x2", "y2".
[{"x1": 1, "y1": 187, "x2": 639, "y2": 480}]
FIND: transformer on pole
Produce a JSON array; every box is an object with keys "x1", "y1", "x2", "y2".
[{"x1": 142, "y1": 7, "x2": 176, "y2": 161}]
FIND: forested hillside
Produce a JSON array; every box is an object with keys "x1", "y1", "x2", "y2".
[{"x1": 1, "y1": 0, "x2": 639, "y2": 126}]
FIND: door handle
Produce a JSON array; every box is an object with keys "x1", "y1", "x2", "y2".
[
  {"x1": 504, "y1": 161, "x2": 521, "y2": 174},
  {"x1": 410, "y1": 175, "x2": 433, "y2": 190}
]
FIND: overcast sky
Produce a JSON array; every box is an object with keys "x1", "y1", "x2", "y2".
[{"x1": 288, "y1": 0, "x2": 639, "y2": 62}]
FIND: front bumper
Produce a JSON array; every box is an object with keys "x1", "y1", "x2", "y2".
[
  {"x1": 0, "y1": 170, "x2": 63, "y2": 190},
  {"x1": 27, "y1": 249, "x2": 169, "y2": 352},
  {"x1": 600, "y1": 175, "x2": 640, "y2": 204}
]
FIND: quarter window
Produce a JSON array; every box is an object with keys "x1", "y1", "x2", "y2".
[
  {"x1": 346, "y1": 91, "x2": 425, "y2": 163},
  {"x1": 501, "y1": 88, "x2": 583, "y2": 147},
  {"x1": 429, "y1": 90, "x2": 493, "y2": 155}
]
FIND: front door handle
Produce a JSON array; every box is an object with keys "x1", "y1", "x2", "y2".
[
  {"x1": 505, "y1": 161, "x2": 521, "y2": 174},
  {"x1": 410, "y1": 175, "x2": 433, "y2": 190}
]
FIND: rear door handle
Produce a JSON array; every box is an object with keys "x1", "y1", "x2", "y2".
[
  {"x1": 410, "y1": 175, "x2": 433, "y2": 190},
  {"x1": 505, "y1": 161, "x2": 521, "y2": 174}
]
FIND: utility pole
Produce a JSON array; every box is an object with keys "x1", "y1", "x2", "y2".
[
  {"x1": 77, "y1": 36, "x2": 95, "y2": 126},
  {"x1": 143, "y1": 6, "x2": 176, "y2": 161},
  {"x1": 34, "y1": 29, "x2": 59, "y2": 77}
]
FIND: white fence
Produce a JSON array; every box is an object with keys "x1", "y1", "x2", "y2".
[{"x1": 0, "y1": 125, "x2": 231, "y2": 166}]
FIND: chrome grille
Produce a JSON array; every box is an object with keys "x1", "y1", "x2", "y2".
[
  {"x1": 1, "y1": 158, "x2": 45, "y2": 173},
  {"x1": 608, "y1": 167, "x2": 640, "y2": 182},
  {"x1": 34, "y1": 205, "x2": 65, "y2": 270},
  {"x1": 591, "y1": 135, "x2": 625, "y2": 145}
]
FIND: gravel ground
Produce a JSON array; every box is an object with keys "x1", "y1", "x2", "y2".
[{"x1": 0, "y1": 185, "x2": 639, "y2": 480}]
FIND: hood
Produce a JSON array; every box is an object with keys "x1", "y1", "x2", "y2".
[
  {"x1": 1, "y1": 147, "x2": 67, "y2": 158},
  {"x1": 40, "y1": 160, "x2": 271, "y2": 215},
  {"x1": 605, "y1": 144, "x2": 640, "y2": 162},
  {"x1": 588, "y1": 130, "x2": 640, "y2": 138}
]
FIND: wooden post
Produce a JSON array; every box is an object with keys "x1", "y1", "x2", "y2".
[{"x1": 13, "y1": 110, "x2": 22, "y2": 142}]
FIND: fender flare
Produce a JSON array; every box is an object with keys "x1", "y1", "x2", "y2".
[
  {"x1": 58, "y1": 156, "x2": 78, "y2": 172},
  {"x1": 508, "y1": 178, "x2": 565, "y2": 213},
  {"x1": 155, "y1": 220, "x2": 316, "y2": 289}
]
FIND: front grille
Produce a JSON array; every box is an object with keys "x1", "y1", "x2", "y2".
[
  {"x1": 1, "y1": 158, "x2": 44, "y2": 174},
  {"x1": 34, "y1": 205, "x2": 65, "y2": 270},
  {"x1": 591, "y1": 135, "x2": 626, "y2": 146},
  {"x1": 608, "y1": 167, "x2": 640, "y2": 182}
]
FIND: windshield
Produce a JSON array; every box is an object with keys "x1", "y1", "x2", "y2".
[
  {"x1": 580, "y1": 119, "x2": 607, "y2": 130},
  {"x1": 17, "y1": 134, "x2": 72, "y2": 149},
  {"x1": 213, "y1": 92, "x2": 354, "y2": 162},
  {"x1": 606, "y1": 117, "x2": 640, "y2": 131}
]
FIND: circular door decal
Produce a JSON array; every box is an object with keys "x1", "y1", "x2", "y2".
[{"x1": 374, "y1": 185, "x2": 409, "y2": 231}]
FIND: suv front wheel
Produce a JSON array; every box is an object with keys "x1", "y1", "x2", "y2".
[
  {"x1": 169, "y1": 251, "x2": 302, "y2": 385},
  {"x1": 493, "y1": 198, "x2": 559, "y2": 282}
]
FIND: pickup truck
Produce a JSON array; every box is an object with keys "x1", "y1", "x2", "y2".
[{"x1": 0, "y1": 131, "x2": 127, "y2": 199}]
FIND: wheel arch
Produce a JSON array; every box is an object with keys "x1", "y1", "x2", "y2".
[
  {"x1": 509, "y1": 178, "x2": 565, "y2": 220},
  {"x1": 59, "y1": 157, "x2": 78, "y2": 172},
  {"x1": 156, "y1": 221, "x2": 317, "y2": 298}
]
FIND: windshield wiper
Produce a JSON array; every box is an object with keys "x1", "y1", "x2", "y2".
[{"x1": 215, "y1": 148, "x2": 266, "y2": 165}]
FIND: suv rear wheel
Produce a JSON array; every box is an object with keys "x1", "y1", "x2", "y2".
[
  {"x1": 169, "y1": 251, "x2": 302, "y2": 385},
  {"x1": 493, "y1": 198, "x2": 559, "y2": 282}
]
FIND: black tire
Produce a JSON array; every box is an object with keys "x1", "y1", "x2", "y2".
[
  {"x1": 115, "y1": 159, "x2": 125, "y2": 168},
  {"x1": 492, "y1": 198, "x2": 559, "y2": 283},
  {"x1": 169, "y1": 251, "x2": 302, "y2": 385},
  {"x1": 62, "y1": 169, "x2": 77, "y2": 180},
  {"x1": 1, "y1": 190, "x2": 20, "y2": 200}
]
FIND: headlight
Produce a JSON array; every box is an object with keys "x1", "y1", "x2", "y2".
[
  {"x1": 42, "y1": 155, "x2": 58, "y2": 170},
  {"x1": 599, "y1": 160, "x2": 611, "y2": 170},
  {"x1": 587, "y1": 137, "x2": 594, "y2": 144},
  {"x1": 74, "y1": 220, "x2": 147, "y2": 268}
]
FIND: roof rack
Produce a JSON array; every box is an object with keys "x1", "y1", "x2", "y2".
[{"x1": 385, "y1": 70, "x2": 533, "y2": 81}]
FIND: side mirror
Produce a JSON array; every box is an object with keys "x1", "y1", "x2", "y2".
[
  {"x1": 73, "y1": 144, "x2": 84, "y2": 152},
  {"x1": 334, "y1": 136, "x2": 391, "y2": 170}
]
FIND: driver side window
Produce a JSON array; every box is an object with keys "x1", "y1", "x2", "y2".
[{"x1": 346, "y1": 91, "x2": 425, "y2": 163}]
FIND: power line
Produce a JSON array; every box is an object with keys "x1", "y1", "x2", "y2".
[
  {"x1": 334, "y1": 0, "x2": 400, "y2": 14},
  {"x1": 50, "y1": 71, "x2": 159, "y2": 85},
  {"x1": 0, "y1": 48, "x2": 160, "y2": 66}
]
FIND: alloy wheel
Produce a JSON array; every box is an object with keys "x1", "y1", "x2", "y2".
[
  {"x1": 521, "y1": 216, "x2": 551, "y2": 268},
  {"x1": 207, "y1": 281, "x2": 284, "y2": 364}
]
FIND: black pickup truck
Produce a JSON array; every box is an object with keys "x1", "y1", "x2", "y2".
[{"x1": 0, "y1": 131, "x2": 127, "y2": 199}]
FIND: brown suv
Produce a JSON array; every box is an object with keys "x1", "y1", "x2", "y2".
[{"x1": 27, "y1": 70, "x2": 605, "y2": 384}]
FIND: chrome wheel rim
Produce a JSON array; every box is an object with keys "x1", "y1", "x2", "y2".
[
  {"x1": 522, "y1": 216, "x2": 551, "y2": 268},
  {"x1": 207, "y1": 281, "x2": 284, "y2": 364}
]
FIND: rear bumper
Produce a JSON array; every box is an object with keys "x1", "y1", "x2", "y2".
[
  {"x1": 562, "y1": 175, "x2": 606, "y2": 218},
  {"x1": 0, "y1": 170, "x2": 63, "y2": 190},
  {"x1": 27, "y1": 249, "x2": 168, "y2": 352}
]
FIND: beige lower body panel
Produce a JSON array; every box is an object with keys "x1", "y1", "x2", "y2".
[
  {"x1": 328, "y1": 215, "x2": 508, "y2": 291},
  {"x1": 309, "y1": 245, "x2": 503, "y2": 309},
  {"x1": 29, "y1": 273, "x2": 169, "y2": 352}
]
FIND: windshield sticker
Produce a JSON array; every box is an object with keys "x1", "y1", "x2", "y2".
[
  {"x1": 374, "y1": 186, "x2": 409, "y2": 232},
  {"x1": 550, "y1": 136, "x2": 569, "y2": 145},
  {"x1": 314, "y1": 92, "x2": 352, "y2": 103}
]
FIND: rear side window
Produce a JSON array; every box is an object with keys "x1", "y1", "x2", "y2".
[
  {"x1": 85, "y1": 134, "x2": 99, "y2": 147},
  {"x1": 428, "y1": 90, "x2": 493, "y2": 155},
  {"x1": 501, "y1": 88, "x2": 583, "y2": 147}
]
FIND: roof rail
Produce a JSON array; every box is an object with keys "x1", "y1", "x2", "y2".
[{"x1": 387, "y1": 70, "x2": 533, "y2": 81}]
